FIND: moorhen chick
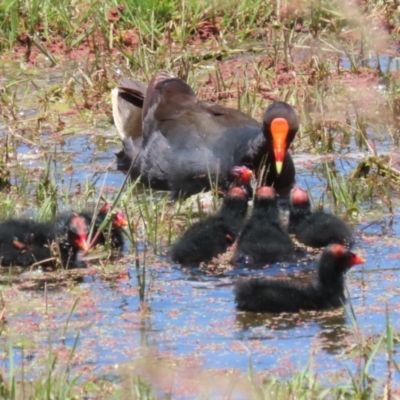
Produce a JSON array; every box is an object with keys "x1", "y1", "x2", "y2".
[
  {"x1": 82, "y1": 203, "x2": 128, "y2": 250},
  {"x1": 234, "y1": 244, "x2": 365, "y2": 313},
  {"x1": 235, "y1": 186, "x2": 294, "y2": 266},
  {"x1": 113, "y1": 71, "x2": 299, "y2": 199},
  {"x1": 229, "y1": 165, "x2": 255, "y2": 196},
  {"x1": 288, "y1": 187, "x2": 354, "y2": 248},
  {"x1": 171, "y1": 186, "x2": 249, "y2": 265},
  {"x1": 0, "y1": 213, "x2": 89, "y2": 268}
]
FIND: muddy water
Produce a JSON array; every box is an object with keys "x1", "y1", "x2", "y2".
[{"x1": 1, "y1": 60, "x2": 400, "y2": 395}]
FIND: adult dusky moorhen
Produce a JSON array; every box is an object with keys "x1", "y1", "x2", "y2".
[
  {"x1": 234, "y1": 244, "x2": 365, "y2": 313},
  {"x1": 113, "y1": 71, "x2": 299, "y2": 199},
  {"x1": 112, "y1": 77, "x2": 146, "y2": 179}
]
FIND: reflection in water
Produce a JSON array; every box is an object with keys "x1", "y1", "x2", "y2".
[{"x1": 235, "y1": 309, "x2": 349, "y2": 355}]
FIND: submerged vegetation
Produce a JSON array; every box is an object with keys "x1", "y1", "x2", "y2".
[{"x1": 0, "y1": 0, "x2": 400, "y2": 397}]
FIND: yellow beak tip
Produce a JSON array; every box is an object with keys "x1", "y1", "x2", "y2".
[
  {"x1": 275, "y1": 161, "x2": 283, "y2": 175},
  {"x1": 78, "y1": 239, "x2": 88, "y2": 252}
]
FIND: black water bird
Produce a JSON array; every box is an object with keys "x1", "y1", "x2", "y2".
[
  {"x1": 81, "y1": 203, "x2": 128, "y2": 251},
  {"x1": 234, "y1": 244, "x2": 365, "y2": 313},
  {"x1": 235, "y1": 186, "x2": 295, "y2": 266},
  {"x1": 288, "y1": 187, "x2": 354, "y2": 248},
  {"x1": 113, "y1": 71, "x2": 299, "y2": 199},
  {"x1": 171, "y1": 186, "x2": 249, "y2": 265},
  {"x1": 0, "y1": 214, "x2": 89, "y2": 268}
]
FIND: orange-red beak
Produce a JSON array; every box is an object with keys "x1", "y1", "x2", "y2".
[
  {"x1": 74, "y1": 234, "x2": 88, "y2": 252},
  {"x1": 112, "y1": 211, "x2": 128, "y2": 228},
  {"x1": 230, "y1": 166, "x2": 253, "y2": 186},
  {"x1": 270, "y1": 117, "x2": 290, "y2": 175},
  {"x1": 350, "y1": 253, "x2": 366, "y2": 266}
]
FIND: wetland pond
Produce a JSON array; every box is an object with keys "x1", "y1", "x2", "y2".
[{"x1": 1, "y1": 59, "x2": 400, "y2": 397}]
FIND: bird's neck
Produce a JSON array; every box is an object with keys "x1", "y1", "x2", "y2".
[
  {"x1": 288, "y1": 206, "x2": 311, "y2": 233},
  {"x1": 240, "y1": 134, "x2": 274, "y2": 170},
  {"x1": 219, "y1": 199, "x2": 248, "y2": 220},
  {"x1": 317, "y1": 262, "x2": 346, "y2": 297},
  {"x1": 254, "y1": 202, "x2": 280, "y2": 222}
]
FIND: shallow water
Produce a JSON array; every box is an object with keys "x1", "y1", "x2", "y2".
[{"x1": 1, "y1": 59, "x2": 400, "y2": 396}]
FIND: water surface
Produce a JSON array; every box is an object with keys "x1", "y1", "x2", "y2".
[{"x1": 1, "y1": 59, "x2": 400, "y2": 396}]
